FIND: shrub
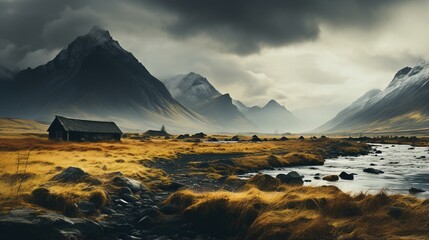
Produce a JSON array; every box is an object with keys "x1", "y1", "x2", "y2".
[{"x1": 88, "y1": 190, "x2": 108, "y2": 209}]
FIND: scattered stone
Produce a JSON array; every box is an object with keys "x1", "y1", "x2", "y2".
[
  {"x1": 339, "y1": 172, "x2": 354, "y2": 180},
  {"x1": 251, "y1": 135, "x2": 261, "y2": 142},
  {"x1": 158, "y1": 182, "x2": 184, "y2": 191},
  {"x1": 112, "y1": 176, "x2": 144, "y2": 192},
  {"x1": 375, "y1": 150, "x2": 382, "y2": 154},
  {"x1": 207, "y1": 137, "x2": 218, "y2": 142},
  {"x1": 314, "y1": 176, "x2": 321, "y2": 180},
  {"x1": 370, "y1": 163, "x2": 377, "y2": 166},
  {"x1": 78, "y1": 201, "x2": 97, "y2": 215},
  {"x1": 280, "y1": 136, "x2": 288, "y2": 141},
  {"x1": 304, "y1": 180, "x2": 311, "y2": 182},
  {"x1": 231, "y1": 136, "x2": 240, "y2": 141},
  {"x1": 322, "y1": 175, "x2": 339, "y2": 181},
  {"x1": 247, "y1": 173, "x2": 280, "y2": 191},
  {"x1": 276, "y1": 171, "x2": 303, "y2": 186},
  {"x1": 267, "y1": 155, "x2": 283, "y2": 167},
  {"x1": 363, "y1": 168, "x2": 384, "y2": 174},
  {"x1": 298, "y1": 136, "x2": 305, "y2": 140},
  {"x1": 52, "y1": 167, "x2": 101, "y2": 185},
  {"x1": 409, "y1": 187, "x2": 425, "y2": 194},
  {"x1": 118, "y1": 187, "x2": 133, "y2": 196},
  {"x1": 122, "y1": 193, "x2": 139, "y2": 202}
]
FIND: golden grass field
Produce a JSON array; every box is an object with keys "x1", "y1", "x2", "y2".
[
  {"x1": 0, "y1": 135, "x2": 367, "y2": 208},
  {"x1": 0, "y1": 132, "x2": 427, "y2": 239}
]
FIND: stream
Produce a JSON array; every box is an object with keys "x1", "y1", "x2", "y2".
[{"x1": 242, "y1": 143, "x2": 429, "y2": 198}]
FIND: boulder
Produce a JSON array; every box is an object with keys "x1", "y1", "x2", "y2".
[
  {"x1": 52, "y1": 167, "x2": 101, "y2": 185},
  {"x1": 251, "y1": 135, "x2": 261, "y2": 142},
  {"x1": 77, "y1": 201, "x2": 97, "y2": 215},
  {"x1": 267, "y1": 155, "x2": 283, "y2": 167},
  {"x1": 363, "y1": 168, "x2": 384, "y2": 174},
  {"x1": 158, "y1": 181, "x2": 184, "y2": 191},
  {"x1": 276, "y1": 171, "x2": 303, "y2": 186},
  {"x1": 322, "y1": 175, "x2": 339, "y2": 181},
  {"x1": 112, "y1": 176, "x2": 144, "y2": 192},
  {"x1": 231, "y1": 136, "x2": 240, "y2": 141},
  {"x1": 409, "y1": 187, "x2": 425, "y2": 194},
  {"x1": 339, "y1": 172, "x2": 354, "y2": 180},
  {"x1": 247, "y1": 173, "x2": 280, "y2": 191}
]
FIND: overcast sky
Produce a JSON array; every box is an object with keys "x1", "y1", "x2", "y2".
[{"x1": 1, "y1": 0, "x2": 428, "y2": 128}]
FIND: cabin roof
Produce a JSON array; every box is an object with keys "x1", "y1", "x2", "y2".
[{"x1": 50, "y1": 116, "x2": 123, "y2": 134}]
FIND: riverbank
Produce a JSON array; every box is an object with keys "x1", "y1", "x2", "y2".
[{"x1": 1, "y1": 136, "x2": 427, "y2": 239}]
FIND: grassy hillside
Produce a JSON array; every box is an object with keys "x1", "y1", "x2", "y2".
[{"x1": 0, "y1": 118, "x2": 48, "y2": 135}]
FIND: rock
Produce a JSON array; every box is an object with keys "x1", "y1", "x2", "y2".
[
  {"x1": 52, "y1": 167, "x2": 101, "y2": 185},
  {"x1": 77, "y1": 201, "x2": 97, "y2": 215},
  {"x1": 375, "y1": 150, "x2": 382, "y2": 154},
  {"x1": 276, "y1": 171, "x2": 303, "y2": 186},
  {"x1": 138, "y1": 207, "x2": 160, "y2": 218},
  {"x1": 298, "y1": 136, "x2": 305, "y2": 140},
  {"x1": 322, "y1": 175, "x2": 339, "y2": 181},
  {"x1": 31, "y1": 187, "x2": 50, "y2": 204},
  {"x1": 314, "y1": 176, "x2": 321, "y2": 180},
  {"x1": 409, "y1": 187, "x2": 425, "y2": 194},
  {"x1": 137, "y1": 215, "x2": 154, "y2": 228},
  {"x1": 207, "y1": 137, "x2": 218, "y2": 142},
  {"x1": 122, "y1": 193, "x2": 139, "y2": 202},
  {"x1": 231, "y1": 136, "x2": 240, "y2": 141},
  {"x1": 112, "y1": 176, "x2": 144, "y2": 192},
  {"x1": 363, "y1": 168, "x2": 384, "y2": 174},
  {"x1": 247, "y1": 173, "x2": 280, "y2": 191},
  {"x1": 251, "y1": 135, "x2": 261, "y2": 142},
  {"x1": 339, "y1": 172, "x2": 354, "y2": 180},
  {"x1": 304, "y1": 180, "x2": 311, "y2": 182},
  {"x1": 267, "y1": 155, "x2": 283, "y2": 167},
  {"x1": 158, "y1": 182, "x2": 184, "y2": 191},
  {"x1": 118, "y1": 187, "x2": 133, "y2": 196},
  {"x1": 370, "y1": 163, "x2": 377, "y2": 166}
]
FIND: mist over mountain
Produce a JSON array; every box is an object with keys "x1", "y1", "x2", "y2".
[
  {"x1": 316, "y1": 61, "x2": 429, "y2": 134},
  {"x1": 163, "y1": 72, "x2": 221, "y2": 110},
  {"x1": 164, "y1": 73, "x2": 301, "y2": 133},
  {"x1": 0, "y1": 26, "x2": 210, "y2": 132},
  {"x1": 244, "y1": 100, "x2": 301, "y2": 133}
]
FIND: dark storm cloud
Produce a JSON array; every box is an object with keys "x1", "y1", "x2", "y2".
[
  {"x1": 141, "y1": 0, "x2": 404, "y2": 55},
  {"x1": 0, "y1": 0, "x2": 96, "y2": 68}
]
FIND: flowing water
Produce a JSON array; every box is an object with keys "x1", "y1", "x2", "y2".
[{"x1": 242, "y1": 143, "x2": 429, "y2": 198}]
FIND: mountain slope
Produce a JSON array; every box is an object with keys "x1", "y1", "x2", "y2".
[
  {"x1": 0, "y1": 117, "x2": 48, "y2": 134},
  {"x1": 316, "y1": 62, "x2": 429, "y2": 133},
  {"x1": 163, "y1": 72, "x2": 221, "y2": 110},
  {"x1": 194, "y1": 94, "x2": 255, "y2": 131},
  {"x1": 0, "y1": 26, "x2": 209, "y2": 131},
  {"x1": 245, "y1": 100, "x2": 301, "y2": 133}
]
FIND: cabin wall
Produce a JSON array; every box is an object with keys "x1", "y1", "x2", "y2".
[{"x1": 69, "y1": 131, "x2": 121, "y2": 141}]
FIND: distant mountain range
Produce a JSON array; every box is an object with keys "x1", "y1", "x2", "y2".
[
  {"x1": 0, "y1": 26, "x2": 297, "y2": 133},
  {"x1": 1, "y1": 26, "x2": 426, "y2": 134},
  {"x1": 0, "y1": 26, "x2": 213, "y2": 132},
  {"x1": 163, "y1": 73, "x2": 300, "y2": 132},
  {"x1": 316, "y1": 61, "x2": 429, "y2": 134}
]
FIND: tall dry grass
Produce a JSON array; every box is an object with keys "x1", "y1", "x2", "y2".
[{"x1": 165, "y1": 186, "x2": 429, "y2": 239}]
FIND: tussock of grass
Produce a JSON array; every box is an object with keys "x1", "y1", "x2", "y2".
[{"x1": 165, "y1": 186, "x2": 429, "y2": 239}]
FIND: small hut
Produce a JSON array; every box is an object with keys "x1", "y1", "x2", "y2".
[
  {"x1": 47, "y1": 116, "x2": 122, "y2": 141},
  {"x1": 143, "y1": 125, "x2": 170, "y2": 137}
]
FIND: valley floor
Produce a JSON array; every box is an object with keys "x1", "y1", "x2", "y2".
[{"x1": 0, "y1": 135, "x2": 427, "y2": 239}]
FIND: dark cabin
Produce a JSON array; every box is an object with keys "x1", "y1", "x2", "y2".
[{"x1": 48, "y1": 116, "x2": 122, "y2": 141}]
